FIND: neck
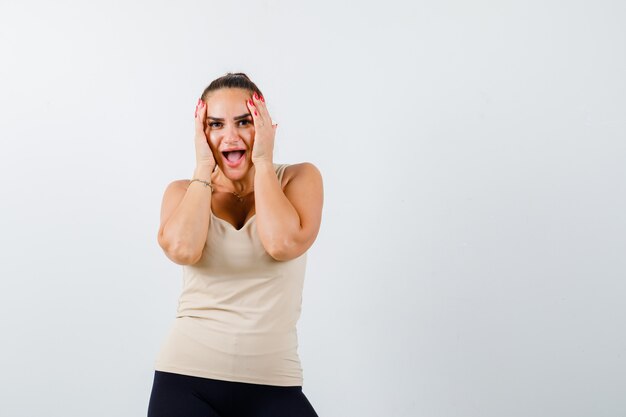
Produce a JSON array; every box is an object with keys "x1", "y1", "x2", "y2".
[{"x1": 213, "y1": 164, "x2": 257, "y2": 195}]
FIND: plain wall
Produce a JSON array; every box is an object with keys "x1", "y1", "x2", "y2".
[{"x1": 0, "y1": 0, "x2": 624, "y2": 416}]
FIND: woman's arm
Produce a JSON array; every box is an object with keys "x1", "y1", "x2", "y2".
[
  {"x1": 158, "y1": 99, "x2": 217, "y2": 265},
  {"x1": 157, "y1": 165, "x2": 214, "y2": 265},
  {"x1": 254, "y1": 161, "x2": 324, "y2": 261}
]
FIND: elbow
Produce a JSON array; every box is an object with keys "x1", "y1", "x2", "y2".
[
  {"x1": 266, "y1": 238, "x2": 304, "y2": 262},
  {"x1": 267, "y1": 248, "x2": 288, "y2": 262},
  {"x1": 168, "y1": 249, "x2": 202, "y2": 265},
  {"x1": 158, "y1": 235, "x2": 202, "y2": 265}
]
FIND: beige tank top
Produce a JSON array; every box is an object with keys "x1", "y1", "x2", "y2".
[{"x1": 154, "y1": 163, "x2": 307, "y2": 386}]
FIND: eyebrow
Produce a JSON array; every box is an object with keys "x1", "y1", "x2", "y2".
[{"x1": 206, "y1": 113, "x2": 251, "y2": 122}]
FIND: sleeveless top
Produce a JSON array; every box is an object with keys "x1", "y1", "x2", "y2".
[{"x1": 154, "y1": 163, "x2": 307, "y2": 386}]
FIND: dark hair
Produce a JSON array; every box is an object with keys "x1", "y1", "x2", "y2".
[{"x1": 200, "y1": 72, "x2": 263, "y2": 100}]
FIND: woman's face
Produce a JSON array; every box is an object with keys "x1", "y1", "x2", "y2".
[{"x1": 204, "y1": 88, "x2": 255, "y2": 177}]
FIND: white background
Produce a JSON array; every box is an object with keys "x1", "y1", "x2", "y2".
[{"x1": 1, "y1": 1, "x2": 625, "y2": 416}]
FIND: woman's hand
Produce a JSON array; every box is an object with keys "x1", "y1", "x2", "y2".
[
  {"x1": 194, "y1": 99, "x2": 216, "y2": 171},
  {"x1": 247, "y1": 92, "x2": 278, "y2": 165}
]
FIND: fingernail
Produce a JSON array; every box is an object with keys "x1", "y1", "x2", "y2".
[
  {"x1": 260, "y1": 95, "x2": 265, "y2": 102},
  {"x1": 248, "y1": 99, "x2": 254, "y2": 106},
  {"x1": 254, "y1": 92, "x2": 259, "y2": 100},
  {"x1": 254, "y1": 110, "x2": 258, "y2": 116}
]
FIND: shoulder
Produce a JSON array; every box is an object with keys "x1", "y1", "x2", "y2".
[
  {"x1": 167, "y1": 179, "x2": 192, "y2": 190},
  {"x1": 161, "y1": 179, "x2": 192, "y2": 197},
  {"x1": 281, "y1": 162, "x2": 322, "y2": 186}
]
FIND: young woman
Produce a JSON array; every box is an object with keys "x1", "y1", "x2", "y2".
[{"x1": 147, "y1": 73, "x2": 323, "y2": 417}]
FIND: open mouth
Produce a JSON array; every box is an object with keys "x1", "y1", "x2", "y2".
[{"x1": 222, "y1": 150, "x2": 246, "y2": 164}]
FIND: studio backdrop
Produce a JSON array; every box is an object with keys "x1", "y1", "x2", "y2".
[{"x1": 0, "y1": 1, "x2": 624, "y2": 416}]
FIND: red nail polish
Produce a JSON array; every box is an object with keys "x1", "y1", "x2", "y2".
[
  {"x1": 254, "y1": 92, "x2": 259, "y2": 100},
  {"x1": 248, "y1": 99, "x2": 253, "y2": 106},
  {"x1": 254, "y1": 110, "x2": 258, "y2": 116},
  {"x1": 260, "y1": 95, "x2": 265, "y2": 102}
]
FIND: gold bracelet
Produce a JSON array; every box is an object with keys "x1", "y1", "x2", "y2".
[{"x1": 190, "y1": 178, "x2": 213, "y2": 191}]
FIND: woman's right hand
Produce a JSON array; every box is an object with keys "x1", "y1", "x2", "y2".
[{"x1": 194, "y1": 99, "x2": 217, "y2": 171}]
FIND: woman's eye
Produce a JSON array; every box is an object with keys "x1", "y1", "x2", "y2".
[
  {"x1": 239, "y1": 120, "x2": 251, "y2": 126},
  {"x1": 208, "y1": 122, "x2": 222, "y2": 128}
]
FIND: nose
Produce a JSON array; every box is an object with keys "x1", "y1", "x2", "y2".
[{"x1": 223, "y1": 123, "x2": 240, "y2": 140}]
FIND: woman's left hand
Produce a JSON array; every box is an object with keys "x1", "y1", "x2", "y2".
[{"x1": 247, "y1": 92, "x2": 278, "y2": 165}]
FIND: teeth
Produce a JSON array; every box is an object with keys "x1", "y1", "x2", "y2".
[{"x1": 225, "y1": 150, "x2": 245, "y2": 162}]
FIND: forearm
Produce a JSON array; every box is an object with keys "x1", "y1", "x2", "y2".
[
  {"x1": 159, "y1": 166, "x2": 214, "y2": 263},
  {"x1": 254, "y1": 161, "x2": 301, "y2": 257}
]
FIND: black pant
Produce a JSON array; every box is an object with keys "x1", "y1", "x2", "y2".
[{"x1": 147, "y1": 371, "x2": 319, "y2": 417}]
